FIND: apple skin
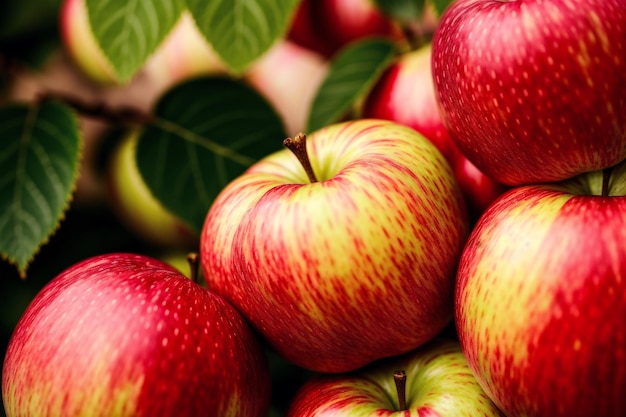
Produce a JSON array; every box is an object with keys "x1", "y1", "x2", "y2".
[
  {"x1": 455, "y1": 162, "x2": 626, "y2": 417},
  {"x1": 287, "y1": 0, "x2": 338, "y2": 58},
  {"x1": 362, "y1": 44, "x2": 508, "y2": 220},
  {"x1": 432, "y1": 0, "x2": 626, "y2": 186},
  {"x1": 287, "y1": 0, "x2": 406, "y2": 58},
  {"x1": 244, "y1": 40, "x2": 329, "y2": 136},
  {"x1": 2, "y1": 253, "x2": 271, "y2": 417},
  {"x1": 200, "y1": 119, "x2": 470, "y2": 373},
  {"x1": 60, "y1": 0, "x2": 226, "y2": 86},
  {"x1": 286, "y1": 338, "x2": 505, "y2": 416},
  {"x1": 60, "y1": 0, "x2": 117, "y2": 84},
  {"x1": 106, "y1": 129, "x2": 198, "y2": 250}
]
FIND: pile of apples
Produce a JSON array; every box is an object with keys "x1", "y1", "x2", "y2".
[{"x1": 3, "y1": 0, "x2": 626, "y2": 416}]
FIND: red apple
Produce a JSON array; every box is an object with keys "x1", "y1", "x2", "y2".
[
  {"x1": 287, "y1": 0, "x2": 406, "y2": 58},
  {"x1": 286, "y1": 338, "x2": 505, "y2": 416},
  {"x1": 287, "y1": 0, "x2": 338, "y2": 58},
  {"x1": 432, "y1": 0, "x2": 626, "y2": 186},
  {"x1": 455, "y1": 161, "x2": 626, "y2": 417},
  {"x1": 363, "y1": 43, "x2": 508, "y2": 220},
  {"x1": 2, "y1": 253, "x2": 271, "y2": 417},
  {"x1": 200, "y1": 119, "x2": 469, "y2": 373}
]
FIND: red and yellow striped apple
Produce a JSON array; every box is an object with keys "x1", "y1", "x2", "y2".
[
  {"x1": 286, "y1": 338, "x2": 505, "y2": 416},
  {"x1": 200, "y1": 119, "x2": 469, "y2": 373},
  {"x1": 363, "y1": 43, "x2": 508, "y2": 220},
  {"x1": 2, "y1": 253, "x2": 271, "y2": 417},
  {"x1": 455, "y1": 162, "x2": 626, "y2": 417},
  {"x1": 432, "y1": 0, "x2": 626, "y2": 186}
]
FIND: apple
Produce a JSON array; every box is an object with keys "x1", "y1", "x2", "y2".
[
  {"x1": 60, "y1": 0, "x2": 226, "y2": 87},
  {"x1": 287, "y1": 0, "x2": 407, "y2": 58},
  {"x1": 362, "y1": 43, "x2": 508, "y2": 220},
  {"x1": 105, "y1": 129, "x2": 198, "y2": 250},
  {"x1": 60, "y1": 0, "x2": 117, "y2": 84},
  {"x1": 285, "y1": 338, "x2": 505, "y2": 416},
  {"x1": 432, "y1": 0, "x2": 626, "y2": 186},
  {"x1": 244, "y1": 40, "x2": 329, "y2": 136},
  {"x1": 287, "y1": 0, "x2": 337, "y2": 58},
  {"x1": 2, "y1": 253, "x2": 271, "y2": 417},
  {"x1": 455, "y1": 160, "x2": 626, "y2": 417},
  {"x1": 200, "y1": 119, "x2": 470, "y2": 373}
]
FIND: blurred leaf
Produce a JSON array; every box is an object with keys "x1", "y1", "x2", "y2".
[
  {"x1": 430, "y1": 0, "x2": 454, "y2": 15},
  {"x1": 0, "y1": 101, "x2": 81, "y2": 278},
  {"x1": 374, "y1": 0, "x2": 426, "y2": 22},
  {"x1": 136, "y1": 76, "x2": 287, "y2": 233},
  {"x1": 86, "y1": 0, "x2": 185, "y2": 82},
  {"x1": 307, "y1": 38, "x2": 397, "y2": 133},
  {"x1": 186, "y1": 0, "x2": 300, "y2": 74}
]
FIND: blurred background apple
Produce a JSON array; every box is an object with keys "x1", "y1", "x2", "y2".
[
  {"x1": 244, "y1": 40, "x2": 329, "y2": 136},
  {"x1": 105, "y1": 128, "x2": 198, "y2": 250}
]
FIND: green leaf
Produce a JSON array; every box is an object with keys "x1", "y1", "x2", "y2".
[
  {"x1": 86, "y1": 0, "x2": 185, "y2": 82},
  {"x1": 186, "y1": 0, "x2": 300, "y2": 74},
  {"x1": 430, "y1": 0, "x2": 454, "y2": 16},
  {"x1": 0, "y1": 101, "x2": 81, "y2": 278},
  {"x1": 374, "y1": 0, "x2": 426, "y2": 22},
  {"x1": 307, "y1": 38, "x2": 397, "y2": 133},
  {"x1": 136, "y1": 76, "x2": 287, "y2": 233}
]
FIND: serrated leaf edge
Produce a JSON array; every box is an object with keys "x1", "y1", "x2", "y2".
[{"x1": 1, "y1": 102, "x2": 84, "y2": 279}]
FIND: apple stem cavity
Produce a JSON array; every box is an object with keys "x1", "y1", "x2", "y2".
[
  {"x1": 283, "y1": 133, "x2": 318, "y2": 183},
  {"x1": 393, "y1": 370, "x2": 407, "y2": 411},
  {"x1": 186, "y1": 252, "x2": 200, "y2": 284}
]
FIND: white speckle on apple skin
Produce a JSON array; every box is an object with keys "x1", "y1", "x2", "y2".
[{"x1": 2, "y1": 253, "x2": 272, "y2": 417}]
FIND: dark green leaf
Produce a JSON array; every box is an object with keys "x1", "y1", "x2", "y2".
[
  {"x1": 307, "y1": 38, "x2": 397, "y2": 133},
  {"x1": 374, "y1": 0, "x2": 426, "y2": 22},
  {"x1": 136, "y1": 76, "x2": 287, "y2": 233},
  {"x1": 86, "y1": 0, "x2": 185, "y2": 82},
  {"x1": 430, "y1": 0, "x2": 454, "y2": 16},
  {"x1": 186, "y1": 0, "x2": 301, "y2": 74},
  {"x1": 0, "y1": 101, "x2": 81, "y2": 278}
]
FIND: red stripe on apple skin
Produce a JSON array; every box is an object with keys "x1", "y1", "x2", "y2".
[
  {"x1": 2, "y1": 254, "x2": 270, "y2": 417},
  {"x1": 432, "y1": 0, "x2": 626, "y2": 186},
  {"x1": 201, "y1": 120, "x2": 469, "y2": 374},
  {"x1": 456, "y1": 185, "x2": 626, "y2": 417}
]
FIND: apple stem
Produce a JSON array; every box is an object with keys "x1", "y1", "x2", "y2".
[
  {"x1": 602, "y1": 167, "x2": 612, "y2": 197},
  {"x1": 283, "y1": 133, "x2": 318, "y2": 183},
  {"x1": 186, "y1": 252, "x2": 200, "y2": 284},
  {"x1": 394, "y1": 370, "x2": 407, "y2": 411}
]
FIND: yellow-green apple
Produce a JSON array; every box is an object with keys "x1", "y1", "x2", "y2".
[
  {"x1": 60, "y1": 0, "x2": 226, "y2": 87},
  {"x1": 244, "y1": 40, "x2": 329, "y2": 136},
  {"x1": 287, "y1": 0, "x2": 407, "y2": 58},
  {"x1": 432, "y1": 0, "x2": 626, "y2": 186},
  {"x1": 2, "y1": 253, "x2": 271, "y2": 417},
  {"x1": 455, "y1": 161, "x2": 626, "y2": 417},
  {"x1": 362, "y1": 43, "x2": 508, "y2": 220},
  {"x1": 200, "y1": 119, "x2": 470, "y2": 373},
  {"x1": 106, "y1": 129, "x2": 198, "y2": 249},
  {"x1": 286, "y1": 338, "x2": 505, "y2": 416}
]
